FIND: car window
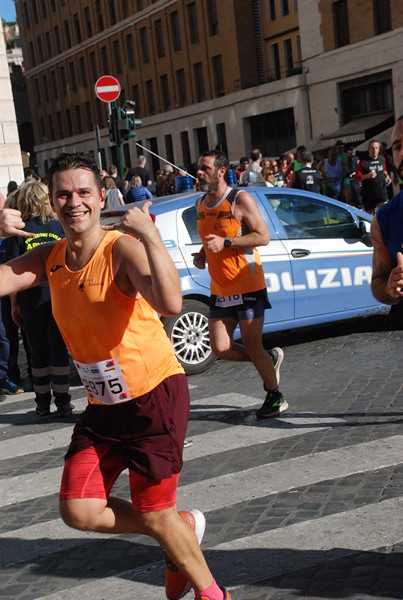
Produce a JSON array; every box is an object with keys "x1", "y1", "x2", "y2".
[
  {"x1": 182, "y1": 206, "x2": 201, "y2": 244},
  {"x1": 266, "y1": 194, "x2": 359, "y2": 239}
]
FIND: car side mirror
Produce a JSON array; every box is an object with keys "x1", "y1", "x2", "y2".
[{"x1": 358, "y1": 221, "x2": 372, "y2": 247}]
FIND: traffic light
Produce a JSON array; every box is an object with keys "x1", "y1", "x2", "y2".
[
  {"x1": 109, "y1": 101, "x2": 142, "y2": 145},
  {"x1": 124, "y1": 105, "x2": 142, "y2": 141}
]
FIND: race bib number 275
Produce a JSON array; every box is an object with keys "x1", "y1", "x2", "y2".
[{"x1": 75, "y1": 358, "x2": 130, "y2": 405}]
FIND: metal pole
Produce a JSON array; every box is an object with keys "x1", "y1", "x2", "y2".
[
  {"x1": 135, "y1": 142, "x2": 197, "y2": 180},
  {"x1": 95, "y1": 125, "x2": 102, "y2": 170}
]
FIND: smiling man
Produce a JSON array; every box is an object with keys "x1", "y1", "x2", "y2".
[{"x1": 0, "y1": 153, "x2": 230, "y2": 600}]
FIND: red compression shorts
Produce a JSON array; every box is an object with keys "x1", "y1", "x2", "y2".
[{"x1": 59, "y1": 444, "x2": 180, "y2": 512}]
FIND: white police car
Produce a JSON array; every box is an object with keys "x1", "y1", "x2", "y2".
[{"x1": 102, "y1": 187, "x2": 389, "y2": 375}]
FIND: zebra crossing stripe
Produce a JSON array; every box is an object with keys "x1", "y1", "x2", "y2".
[
  {"x1": 0, "y1": 410, "x2": 343, "y2": 461},
  {"x1": 0, "y1": 414, "x2": 343, "y2": 506},
  {"x1": 1, "y1": 435, "x2": 402, "y2": 567},
  {"x1": 34, "y1": 496, "x2": 403, "y2": 600}
]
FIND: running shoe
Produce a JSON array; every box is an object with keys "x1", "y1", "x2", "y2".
[
  {"x1": 0, "y1": 377, "x2": 24, "y2": 394},
  {"x1": 267, "y1": 347, "x2": 284, "y2": 386},
  {"x1": 256, "y1": 389, "x2": 288, "y2": 419},
  {"x1": 195, "y1": 587, "x2": 231, "y2": 600},
  {"x1": 165, "y1": 509, "x2": 206, "y2": 600}
]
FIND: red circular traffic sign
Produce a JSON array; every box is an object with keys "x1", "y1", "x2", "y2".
[{"x1": 95, "y1": 75, "x2": 121, "y2": 103}]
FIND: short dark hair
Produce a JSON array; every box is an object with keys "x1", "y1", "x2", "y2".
[
  {"x1": 301, "y1": 151, "x2": 313, "y2": 163},
  {"x1": 251, "y1": 149, "x2": 262, "y2": 162},
  {"x1": 47, "y1": 153, "x2": 102, "y2": 195},
  {"x1": 199, "y1": 150, "x2": 229, "y2": 171},
  {"x1": 240, "y1": 157, "x2": 249, "y2": 164},
  {"x1": 7, "y1": 180, "x2": 18, "y2": 194},
  {"x1": 296, "y1": 145, "x2": 306, "y2": 153}
]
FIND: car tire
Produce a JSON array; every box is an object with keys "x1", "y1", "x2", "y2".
[{"x1": 163, "y1": 299, "x2": 216, "y2": 375}]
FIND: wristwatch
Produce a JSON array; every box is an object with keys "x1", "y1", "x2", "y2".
[{"x1": 224, "y1": 238, "x2": 232, "y2": 248}]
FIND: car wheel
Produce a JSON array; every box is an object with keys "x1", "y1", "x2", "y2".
[{"x1": 163, "y1": 299, "x2": 216, "y2": 375}]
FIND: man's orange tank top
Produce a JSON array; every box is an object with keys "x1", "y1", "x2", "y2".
[
  {"x1": 197, "y1": 188, "x2": 266, "y2": 296},
  {"x1": 46, "y1": 231, "x2": 183, "y2": 403}
]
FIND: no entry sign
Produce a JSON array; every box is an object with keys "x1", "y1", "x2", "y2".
[{"x1": 95, "y1": 75, "x2": 121, "y2": 103}]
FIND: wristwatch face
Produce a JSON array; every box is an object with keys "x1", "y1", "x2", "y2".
[{"x1": 224, "y1": 238, "x2": 232, "y2": 248}]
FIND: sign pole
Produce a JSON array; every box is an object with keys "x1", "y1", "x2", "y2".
[
  {"x1": 95, "y1": 125, "x2": 102, "y2": 170},
  {"x1": 110, "y1": 100, "x2": 124, "y2": 179}
]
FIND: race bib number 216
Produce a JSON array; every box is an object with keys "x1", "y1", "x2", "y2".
[{"x1": 75, "y1": 358, "x2": 130, "y2": 404}]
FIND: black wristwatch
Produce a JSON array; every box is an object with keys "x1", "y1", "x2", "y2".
[{"x1": 224, "y1": 238, "x2": 232, "y2": 248}]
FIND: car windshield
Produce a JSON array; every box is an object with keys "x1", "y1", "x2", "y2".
[{"x1": 267, "y1": 194, "x2": 359, "y2": 239}]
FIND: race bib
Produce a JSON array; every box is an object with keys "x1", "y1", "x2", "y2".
[
  {"x1": 75, "y1": 358, "x2": 130, "y2": 405},
  {"x1": 215, "y1": 294, "x2": 243, "y2": 308}
]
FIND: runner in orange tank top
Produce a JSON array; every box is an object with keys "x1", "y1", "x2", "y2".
[
  {"x1": 193, "y1": 150, "x2": 288, "y2": 420},
  {"x1": 0, "y1": 153, "x2": 230, "y2": 600}
]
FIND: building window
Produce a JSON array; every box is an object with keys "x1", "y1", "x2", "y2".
[
  {"x1": 50, "y1": 0, "x2": 56, "y2": 11},
  {"x1": 40, "y1": 117, "x2": 45, "y2": 141},
  {"x1": 121, "y1": 0, "x2": 130, "y2": 19},
  {"x1": 95, "y1": 0, "x2": 104, "y2": 32},
  {"x1": 43, "y1": 74, "x2": 49, "y2": 103},
  {"x1": 340, "y1": 72, "x2": 393, "y2": 121},
  {"x1": 140, "y1": 27, "x2": 150, "y2": 63},
  {"x1": 160, "y1": 74, "x2": 170, "y2": 111},
  {"x1": 22, "y1": 2, "x2": 30, "y2": 28},
  {"x1": 45, "y1": 31, "x2": 52, "y2": 57},
  {"x1": 84, "y1": 7, "x2": 93, "y2": 37},
  {"x1": 181, "y1": 131, "x2": 191, "y2": 167},
  {"x1": 170, "y1": 11, "x2": 181, "y2": 51},
  {"x1": 79, "y1": 56, "x2": 88, "y2": 87},
  {"x1": 176, "y1": 68, "x2": 187, "y2": 106},
  {"x1": 146, "y1": 80, "x2": 155, "y2": 114},
  {"x1": 32, "y1": 2, "x2": 39, "y2": 23},
  {"x1": 85, "y1": 101, "x2": 94, "y2": 129},
  {"x1": 193, "y1": 62, "x2": 204, "y2": 102},
  {"x1": 37, "y1": 37, "x2": 44, "y2": 62},
  {"x1": 268, "y1": 0, "x2": 276, "y2": 20},
  {"x1": 109, "y1": 0, "x2": 117, "y2": 25},
  {"x1": 187, "y1": 3, "x2": 199, "y2": 44},
  {"x1": 75, "y1": 105, "x2": 82, "y2": 134},
  {"x1": 155, "y1": 19, "x2": 165, "y2": 57},
  {"x1": 132, "y1": 84, "x2": 140, "y2": 115},
  {"x1": 195, "y1": 127, "x2": 208, "y2": 155},
  {"x1": 51, "y1": 70, "x2": 58, "y2": 99},
  {"x1": 113, "y1": 40, "x2": 122, "y2": 73},
  {"x1": 333, "y1": 0, "x2": 350, "y2": 48},
  {"x1": 207, "y1": 0, "x2": 218, "y2": 36},
  {"x1": 63, "y1": 21, "x2": 71, "y2": 50},
  {"x1": 212, "y1": 55, "x2": 224, "y2": 96},
  {"x1": 49, "y1": 114, "x2": 55, "y2": 141},
  {"x1": 281, "y1": 0, "x2": 289, "y2": 16},
  {"x1": 125, "y1": 33, "x2": 135, "y2": 67},
  {"x1": 66, "y1": 109, "x2": 73, "y2": 135},
  {"x1": 29, "y1": 42, "x2": 35, "y2": 67},
  {"x1": 73, "y1": 13, "x2": 82, "y2": 44},
  {"x1": 69, "y1": 62, "x2": 77, "y2": 92},
  {"x1": 59, "y1": 66, "x2": 65, "y2": 96},
  {"x1": 41, "y1": 0, "x2": 47, "y2": 17},
  {"x1": 283, "y1": 38, "x2": 293, "y2": 75},
  {"x1": 56, "y1": 111, "x2": 63, "y2": 138},
  {"x1": 373, "y1": 0, "x2": 391, "y2": 35},
  {"x1": 34, "y1": 78, "x2": 42, "y2": 105},
  {"x1": 271, "y1": 43, "x2": 281, "y2": 80},
  {"x1": 54, "y1": 25, "x2": 61, "y2": 54},
  {"x1": 100, "y1": 46, "x2": 109, "y2": 74},
  {"x1": 165, "y1": 134, "x2": 174, "y2": 164},
  {"x1": 89, "y1": 52, "x2": 97, "y2": 83},
  {"x1": 216, "y1": 123, "x2": 227, "y2": 153}
]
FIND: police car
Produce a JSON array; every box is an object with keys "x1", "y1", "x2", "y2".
[{"x1": 101, "y1": 186, "x2": 389, "y2": 375}]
